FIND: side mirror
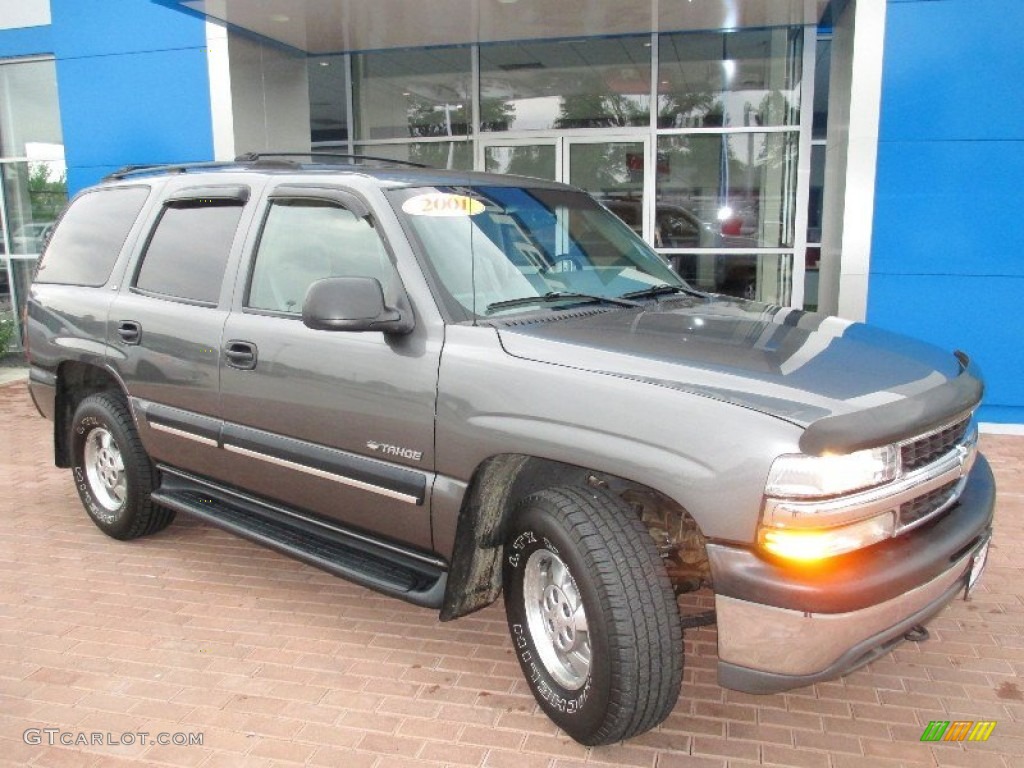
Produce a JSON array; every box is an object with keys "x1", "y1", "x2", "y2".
[{"x1": 302, "y1": 277, "x2": 414, "y2": 334}]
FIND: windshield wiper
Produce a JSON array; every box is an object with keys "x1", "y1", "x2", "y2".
[
  {"x1": 621, "y1": 284, "x2": 706, "y2": 301},
  {"x1": 486, "y1": 291, "x2": 640, "y2": 314}
]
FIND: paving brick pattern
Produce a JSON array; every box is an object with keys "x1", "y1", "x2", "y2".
[{"x1": 1, "y1": 379, "x2": 1021, "y2": 767}]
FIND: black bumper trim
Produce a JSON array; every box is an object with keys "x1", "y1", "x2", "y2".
[
  {"x1": 27, "y1": 370, "x2": 57, "y2": 422},
  {"x1": 28, "y1": 366, "x2": 57, "y2": 387},
  {"x1": 708, "y1": 455, "x2": 995, "y2": 615}
]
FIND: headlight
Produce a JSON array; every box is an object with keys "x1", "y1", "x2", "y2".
[
  {"x1": 758, "y1": 512, "x2": 896, "y2": 562},
  {"x1": 759, "y1": 444, "x2": 901, "y2": 562},
  {"x1": 764, "y1": 445, "x2": 899, "y2": 499}
]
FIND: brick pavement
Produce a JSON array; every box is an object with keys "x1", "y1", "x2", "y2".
[{"x1": 1, "y1": 379, "x2": 1022, "y2": 768}]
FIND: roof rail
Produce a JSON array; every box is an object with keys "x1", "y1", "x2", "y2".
[
  {"x1": 234, "y1": 151, "x2": 431, "y2": 169},
  {"x1": 102, "y1": 151, "x2": 432, "y2": 183},
  {"x1": 102, "y1": 160, "x2": 248, "y2": 182}
]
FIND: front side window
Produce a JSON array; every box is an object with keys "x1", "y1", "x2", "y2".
[
  {"x1": 247, "y1": 199, "x2": 392, "y2": 314},
  {"x1": 389, "y1": 186, "x2": 682, "y2": 319},
  {"x1": 134, "y1": 201, "x2": 244, "y2": 305}
]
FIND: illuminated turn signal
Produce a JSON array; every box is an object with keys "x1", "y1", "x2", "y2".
[{"x1": 758, "y1": 513, "x2": 895, "y2": 562}]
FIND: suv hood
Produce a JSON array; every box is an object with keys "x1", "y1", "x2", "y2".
[{"x1": 495, "y1": 297, "x2": 965, "y2": 428}]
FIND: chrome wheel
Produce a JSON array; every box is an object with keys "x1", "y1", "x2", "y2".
[
  {"x1": 83, "y1": 427, "x2": 126, "y2": 520},
  {"x1": 523, "y1": 548, "x2": 591, "y2": 690}
]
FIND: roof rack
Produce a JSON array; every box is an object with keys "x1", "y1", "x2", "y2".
[
  {"x1": 102, "y1": 151, "x2": 432, "y2": 183},
  {"x1": 103, "y1": 160, "x2": 248, "y2": 181},
  {"x1": 234, "y1": 151, "x2": 431, "y2": 169}
]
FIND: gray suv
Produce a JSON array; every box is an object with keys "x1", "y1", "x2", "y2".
[{"x1": 25, "y1": 156, "x2": 994, "y2": 745}]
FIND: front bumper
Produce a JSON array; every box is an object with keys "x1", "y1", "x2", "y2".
[{"x1": 711, "y1": 455, "x2": 995, "y2": 694}]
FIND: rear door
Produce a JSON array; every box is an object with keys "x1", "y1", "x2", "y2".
[
  {"x1": 107, "y1": 178, "x2": 258, "y2": 479},
  {"x1": 217, "y1": 182, "x2": 442, "y2": 551}
]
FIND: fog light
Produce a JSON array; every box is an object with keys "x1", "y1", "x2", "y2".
[{"x1": 758, "y1": 512, "x2": 896, "y2": 562}]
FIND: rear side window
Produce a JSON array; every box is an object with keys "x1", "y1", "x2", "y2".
[
  {"x1": 34, "y1": 186, "x2": 150, "y2": 286},
  {"x1": 134, "y1": 200, "x2": 245, "y2": 305}
]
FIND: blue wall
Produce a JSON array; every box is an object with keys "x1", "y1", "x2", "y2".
[
  {"x1": 0, "y1": 0, "x2": 214, "y2": 194},
  {"x1": 871, "y1": 0, "x2": 1024, "y2": 423}
]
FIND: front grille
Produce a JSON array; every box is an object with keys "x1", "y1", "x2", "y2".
[
  {"x1": 899, "y1": 480, "x2": 959, "y2": 528},
  {"x1": 901, "y1": 417, "x2": 970, "y2": 472}
]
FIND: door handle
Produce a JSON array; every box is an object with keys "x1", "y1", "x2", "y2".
[
  {"x1": 117, "y1": 320, "x2": 142, "y2": 345},
  {"x1": 224, "y1": 340, "x2": 258, "y2": 370}
]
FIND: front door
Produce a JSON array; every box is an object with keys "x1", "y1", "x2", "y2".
[{"x1": 217, "y1": 184, "x2": 441, "y2": 552}]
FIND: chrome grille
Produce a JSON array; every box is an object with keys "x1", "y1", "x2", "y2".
[
  {"x1": 901, "y1": 417, "x2": 970, "y2": 473},
  {"x1": 899, "y1": 480, "x2": 959, "y2": 529}
]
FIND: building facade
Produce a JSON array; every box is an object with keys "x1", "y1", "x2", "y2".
[{"x1": 0, "y1": 0, "x2": 1020, "y2": 424}]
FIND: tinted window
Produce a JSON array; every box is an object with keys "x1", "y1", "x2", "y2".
[
  {"x1": 248, "y1": 200, "x2": 391, "y2": 314},
  {"x1": 135, "y1": 201, "x2": 244, "y2": 304},
  {"x1": 34, "y1": 187, "x2": 149, "y2": 287}
]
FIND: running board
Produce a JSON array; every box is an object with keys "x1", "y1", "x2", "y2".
[{"x1": 152, "y1": 467, "x2": 447, "y2": 608}]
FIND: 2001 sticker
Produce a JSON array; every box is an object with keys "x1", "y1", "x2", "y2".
[{"x1": 401, "y1": 193, "x2": 484, "y2": 217}]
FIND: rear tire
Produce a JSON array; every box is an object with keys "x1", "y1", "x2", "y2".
[
  {"x1": 69, "y1": 392, "x2": 174, "y2": 540},
  {"x1": 502, "y1": 486, "x2": 683, "y2": 745}
]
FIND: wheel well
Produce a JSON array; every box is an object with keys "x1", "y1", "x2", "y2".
[
  {"x1": 53, "y1": 362, "x2": 126, "y2": 468},
  {"x1": 439, "y1": 454, "x2": 709, "y2": 621}
]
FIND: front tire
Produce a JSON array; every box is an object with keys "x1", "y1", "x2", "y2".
[
  {"x1": 70, "y1": 392, "x2": 174, "y2": 540},
  {"x1": 502, "y1": 486, "x2": 683, "y2": 745}
]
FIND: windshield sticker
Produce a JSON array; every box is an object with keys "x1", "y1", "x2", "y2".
[{"x1": 402, "y1": 193, "x2": 484, "y2": 217}]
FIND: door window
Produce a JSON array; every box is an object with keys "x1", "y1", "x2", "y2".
[
  {"x1": 135, "y1": 200, "x2": 245, "y2": 304},
  {"x1": 247, "y1": 199, "x2": 392, "y2": 314}
]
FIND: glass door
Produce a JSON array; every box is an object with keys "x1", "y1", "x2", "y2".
[
  {"x1": 480, "y1": 137, "x2": 560, "y2": 182},
  {"x1": 563, "y1": 137, "x2": 650, "y2": 243},
  {"x1": 479, "y1": 135, "x2": 652, "y2": 243}
]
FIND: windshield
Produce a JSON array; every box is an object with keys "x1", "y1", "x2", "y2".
[{"x1": 388, "y1": 185, "x2": 685, "y2": 318}]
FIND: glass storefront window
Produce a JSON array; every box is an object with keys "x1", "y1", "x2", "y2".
[
  {"x1": 0, "y1": 59, "x2": 63, "y2": 158},
  {"x1": 668, "y1": 252, "x2": 793, "y2": 305},
  {"x1": 353, "y1": 47, "x2": 471, "y2": 140},
  {"x1": 479, "y1": 37, "x2": 651, "y2": 131},
  {"x1": 812, "y1": 38, "x2": 831, "y2": 139},
  {"x1": 658, "y1": 29, "x2": 801, "y2": 129},
  {"x1": 309, "y1": 55, "x2": 348, "y2": 145},
  {"x1": 567, "y1": 141, "x2": 646, "y2": 235},
  {"x1": 0, "y1": 57, "x2": 66, "y2": 347},
  {"x1": 655, "y1": 133, "x2": 797, "y2": 249},
  {"x1": 804, "y1": 246, "x2": 821, "y2": 311},
  {"x1": 0, "y1": 204, "x2": 8, "y2": 303},
  {"x1": 483, "y1": 143, "x2": 557, "y2": 181},
  {"x1": 808, "y1": 144, "x2": 825, "y2": 242},
  {"x1": 354, "y1": 141, "x2": 473, "y2": 171},
  {"x1": 3, "y1": 161, "x2": 66, "y2": 255}
]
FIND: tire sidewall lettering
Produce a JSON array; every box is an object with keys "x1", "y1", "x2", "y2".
[
  {"x1": 71, "y1": 407, "x2": 127, "y2": 527},
  {"x1": 507, "y1": 529, "x2": 593, "y2": 719},
  {"x1": 75, "y1": 415, "x2": 101, "y2": 436},
  {"x1": 507, "y1": 529, "x2": 536, "y2": 569}
]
